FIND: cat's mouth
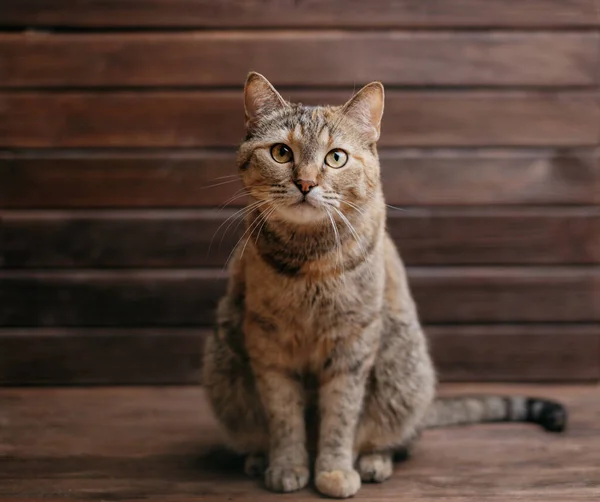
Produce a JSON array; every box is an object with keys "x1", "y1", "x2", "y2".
[
  {"x1": 291, "y1": 195, "x2": 318, "y2": 208},
  {"x1": 276, "y1": 196, "x2": 326, "y2": 224}
]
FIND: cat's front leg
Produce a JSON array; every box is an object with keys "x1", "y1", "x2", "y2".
[
  {"x1": 315, "y1": 347, "x2": 373, "y2": 498},
  {"x1": 253, "y1": 367, "x2": 310, "y2": 493}
]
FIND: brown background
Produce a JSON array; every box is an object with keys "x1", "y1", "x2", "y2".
[{"x1": 0, "y1": 0, "x2": 599, "y2": 385}]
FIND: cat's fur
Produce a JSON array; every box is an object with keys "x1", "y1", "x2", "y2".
[{"x1": 202, "y1": 72, "x2": 567, "y2": 498}]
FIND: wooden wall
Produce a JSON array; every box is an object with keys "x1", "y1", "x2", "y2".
[{"x1": 1, "y1": 1, "x2": 599, "y2": 384}]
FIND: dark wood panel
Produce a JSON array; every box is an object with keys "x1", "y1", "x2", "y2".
[
  {"x1": 379, "y1": 149, "x2": 600, "y2": 206},
  {"x1": 0, "y1": 151, "x2": 241, "y2": 208},
  {"x1": 0, "y1": 91, "x2": 597, "y2": 148},
  {"x1": 3, "y1": 208, "x2": 600, "y2": 268},
  {"x1": 2, "y1": 149, "x2": 598, "y2": 208},
  {"x1": 388, "y1": 208, "x2": 600, "y2": 265},
  {"x1": 411, "y1": 267, "x2": 600, "y2": 323},
  {"x1": 0, "y1": 270, "x2": 225, "y2": 327},
  {"x1": 0, "y1": 325, "x2": 597, "y2": 384},
  {"x1": 2, "y1": 32, "x2": 597, "y2": 87},
  {"x1": 1, "y1": 0, "x2": 597, "y2": 27},
  {"x1": 0, "y1": 328, "x2": 203, "y2": 385},
  {"x1": 428, "y1": 325, "x2": 600, "y2": 381},
  {"x1": 1, "y1": 268, "x2": 599, "y2": 326}
]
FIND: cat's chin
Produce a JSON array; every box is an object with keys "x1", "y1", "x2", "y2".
[{"x1": 275, "y1": 203, "x2": 327, "y2": 225}]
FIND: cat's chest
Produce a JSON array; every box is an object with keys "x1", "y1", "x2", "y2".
[
  {"x1": 243, "y1": 263, "x2": 384, "y2": 372},
  {"x1": 247, "y1": 269, "x2": 381, "y2": 335}
]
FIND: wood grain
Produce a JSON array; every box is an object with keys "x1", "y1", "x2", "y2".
[
  {"x1": 428, "y1": 325, "x2": 600, "y2": 381},
  {"x1": 0, "y1": 384, "x2": 598, "y2": 501},
  {"x1": 1, "y1": 267, "x2": 600, "y2": 326},
  {"x1": 1, "y1": 0, "x2": 597, "y2": 27},
  {"x1": 0, "y1": 328, "x2": 203, "y2": 385},
  {"x1": 387, "y1": 208, "x2": 600, "y2": 265},
  {"x1": 3, "y1": 208, "x2": 600, "y2": 268},
  {"x1": 0, "y1": 325, "x2": 597, "y2": 385},
  {"x1": 0, "y1": 269, "x2": 225, "y2": 327},
  {"x1": 2, "y1": 149, "x2": 598, "y2": 208},
  {"x1": 2, "y1": 31, "x2": 597, "y2": 87},
  {"x1": 410, "y1": 267, "x2": 600, "y2": 323},
  {"x1": 0, "y1": 91, "x2": 597, "y2": 148}
]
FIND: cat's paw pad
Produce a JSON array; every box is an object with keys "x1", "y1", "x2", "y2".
[
  {"x1": 264, "y1": 464, "x2": 309, "y2": 493},
  {"x1": 315, "y1": 469, "x2": 361, "y2": 498},
  {"x1": 244, "y1": 453, "x2": 267, "y2": 478},
  {"x1": 357, "y1": 452, "x2": 393, "y2": 483}
]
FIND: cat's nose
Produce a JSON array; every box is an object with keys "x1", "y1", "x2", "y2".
[{"x1": 294, "y1": 179, "x2": 317, "y2": 195}]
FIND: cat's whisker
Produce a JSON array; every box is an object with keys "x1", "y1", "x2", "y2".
[
  {"x1": 386, "y1": 204, "x2": 408, "y2": 212},
  {"x1": 208, "y1": 199, "x2": 268, "y2": 256},
  {"x1": 219, "y1": 189, "x2": 252, "y2": 209},
  {"x1": 220, "y1": 182, "x2": 272, "y2": 203},
  {"x1": 219, "y1": 184, "x2": 277, "y2": 211},
  {"x1": 340, "y1": 199, "x2": 367, "y2": 217},
  {"x1": 325, "y1": 207, "x2": 344, "y2": 277},
  {"x1": 209, "y1": 204, "x2": 259, "y2": 257},
  {"x1": 332, "y1": 206, "x2": 368, "y2": 262},
  {"x1": 235, "y1": 206, "x2": 273, "y2": 265},
  {"x1": 200, "y1": 178, "x2": 242, "y2": 190},
  {"x1": 229, "y1": 196, "x2": 274, "y2": 236},
  {"x1": 335, "y1": 205, "x2": 377, "y2": 281},
  {"x1": 211, "y1": 174, "x2": 240, "y2": 181},
  {"x1": 253, "y1": 203, "x2": 280, "y2": 245},
  {"x1": 224, "y1": 202, "x2": 273, "y2": 269},
  {"x1": 221, "y1": 199, "x2": 270, "y2": 244}
]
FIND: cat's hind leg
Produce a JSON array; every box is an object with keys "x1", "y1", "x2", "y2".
[
  {"x1": 202, "y1": 330, "x2": 269, "y2": 458},
  {"x1": 244, "y1": 453, "x2": 268, "y2": 478},
  {"x1": 357, "y1": 451, "x2": 393, "y2": 483},
  {"x1": 355, "y1": 317, "x2": 435, "y2": 481}
]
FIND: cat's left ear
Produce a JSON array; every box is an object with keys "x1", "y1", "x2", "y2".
[
  {"x1": 341, "y1": 82, "x2": 385, "y2": 142},
  {"x1": 244, "y1": 72, "x2": 287, "y2": 132}
]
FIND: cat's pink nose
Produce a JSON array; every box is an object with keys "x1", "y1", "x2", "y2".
[{"x1": 294, "y1": 179, "x2": 317, "y2": 195}]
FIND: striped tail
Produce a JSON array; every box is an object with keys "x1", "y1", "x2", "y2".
[{"x1": 425, "y1": 395, "x2": 567, "y2": 433}]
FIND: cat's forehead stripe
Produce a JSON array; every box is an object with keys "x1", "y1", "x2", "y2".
[
  {"x1": 290, "y1": 123, "x2": 302, "y2": 143},
  {"x1": 270, "y1": 106, "x2": 327, "y2": 148},
  {"x1": 318, "y1": 126, "x2": 331, "y2": 146},
  {"x1": 252, "y1": 104, "x2": 347, "y2": 148}
]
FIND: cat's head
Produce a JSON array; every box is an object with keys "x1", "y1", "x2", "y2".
[{"x1": 238, "y1": 72, "x2": 384, "y2": 225}]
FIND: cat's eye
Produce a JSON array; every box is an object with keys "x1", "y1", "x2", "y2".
[
  {"x1": 270, "y1": 144, "x2": 293, "y2": 164},
  {"x1": 325, "y1": 149, "x2": 348, "y2": 169}
]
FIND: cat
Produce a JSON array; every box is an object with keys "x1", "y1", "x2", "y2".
[{"x1": 202, "y1": 72, "x2": 567, "y2": 498}]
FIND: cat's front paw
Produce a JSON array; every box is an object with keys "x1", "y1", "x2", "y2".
[
  {"x1": 315, "y1": 469, "x2": 361, "y2": 498},
  {"x1": 264, "y1": 464, "x2": 309, "y2": 493}
]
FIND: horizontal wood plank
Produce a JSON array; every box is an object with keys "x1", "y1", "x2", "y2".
[
  {"x1": 1, "y1": 0, "x2": 597, "y2": 28},
  {"x1": 0, "y1": 91, "x2": 597, "y2": 148},
  {"x1": 428, "y1": 325, "x2": 600, "y2": 382},
  {"x1": 1, "y1": 267, "x2": 600, "y2": 325},
  {"x1": 0, "y1": 325, "x2": 597, "y2": 384},
  {"x1": 2, "y1": 31, "x2": 597, "y2": 87},
  {"x1": 387, "y1": 208, "x2": 600, "y2": 265},
  {"x1": 2, "y1": 149, "x2": 598, "y2": 208},
  {"x1": 0, "y1": 328, "x2": 203, "y2": 385},
  {"x1": 3, "y1": 208, "x2": 600, "y2": 268}
]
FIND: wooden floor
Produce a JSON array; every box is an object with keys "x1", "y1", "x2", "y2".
[{"x1": 0, "y1": 384, "x2": 598, "y2": 501}]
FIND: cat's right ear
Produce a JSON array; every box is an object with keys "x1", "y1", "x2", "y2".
[
  {"x1": 244, "y1": 72, "x2": 287, "y2": 132},
  {"x1": 341, "y1": 81, "x2": 385, "y2": 142}
]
